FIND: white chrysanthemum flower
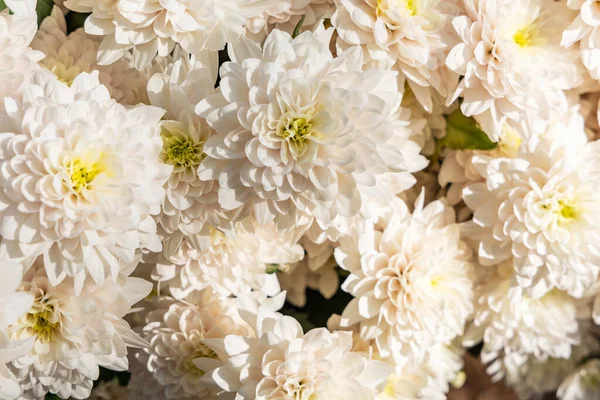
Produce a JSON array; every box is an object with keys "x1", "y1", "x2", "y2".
[
  {"x1": 506, "y1": 335, "x2": 600, "y2": 399},
  {"x1": 563, "y1": 0, "x2": 600, "y2": 80},
  {"x1": 31, "y1": 7, "x2": 146, "y2": 105},
  {"x1": 278, "y1": 237, "x2": 339, "y2": 307},
  {"x1": 0, "y1": 0, "x2": 43, "y2": 108},
  {"x1": 146, "y1": 52, "x2": 237, "y2": 258},
  {"x1": 446, "y1": 0, "x2": 581, "y2": 139},
  {"x1": 87, "y1": 380, "x2": 128, "y2": 400},
  {"x1": 335, "y1": 193, "x2": 473, "y2": 365},
  {"x1": 0, "y1": 262, "x2": 34, "y2": 400},
  {"x1": 246, "y1": 0, "x2": 335, "y2": 40},
  {"x1": 461, "y1": 118, "x2": 600, "y2": 297},
  {"x1": 464, "y1": 261, "x2": 585, "y2": 384},
  {"x1": 0, "y1": 72, "x2": 171, "y2": 290},
  {"x1": 63, "y1": 0, "x2": 276, "y2": 70},
  {"x1": 558, "y1": 359, "x2": 600, "y2": 400},
  {"x1": 332, "y1": 0, "x2": 461, "y2": 112},
  {"x1": 129, "y1": 291, "x2": 252, "y2": 400},
  {"x1": 197, "y1": 27, "x2": 427, "y2": 232},
  {"x1": 6, "y1": 259, "x2": 151, "y2": 399},
  {"x1": 212, "y1": 296, "x2": 391, "y2": 400},
  {"x1": 152, "y1": 221, "x2": 300, "y2": 300}
]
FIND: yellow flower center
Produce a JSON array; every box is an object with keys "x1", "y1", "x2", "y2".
[
  {"x1": 65, "y1": 156, "x2": 105, "y2": 193},
  {"x1": 513, "y1": 25, "x2": 537, "y2": 47},
  {"x1": 185, "y1": 343, "x2": 218, "y2": 376},
  {"x1": 582, "y1": 371, "x2": 600, "y2": 389},
  {"x1": 162, "y1": 129, "x2": 205, "y2": 168},
  {"x1": 377, "y1": 0, "x2": 416, "y2": 17},
  {"x1": 31, "y1": 308, "x2": 59, "y2": 343},
  {"x1": 283, "y1": 117, "x2": 313, "y2": 143},
  {"x1": 557, "y1": 200, "x2": 578, "y2": 221},
  {"x1": 498, "y1": 125, "x2": 522, "y2": 158}
]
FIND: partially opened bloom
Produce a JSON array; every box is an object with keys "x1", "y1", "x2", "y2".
[
  {"x1": 332, "y1": 0, "x2": 461, "y2": 112},
  {"x1": 464, "y1": 261, "x2": 584, "y2": 383},
  {"x1": 558, "y1": 359, "x2": 600, "y2": 400},
  {"x1": 212, "y1": 296, "x2": 391, "y2": 399},
  {"x1": 336, "y1": 193, "x2": 474, "y2": 365},
  {"x1": 196, "y1": 27, "x2": 427, "y2": 232},
  {"x1": 147, "y1": 53, "x2": 235, "y2": 258},
  {"x1": 6, "y1": 259, "x2": 151, "y2": 399},
  {"x1": 0, "y1": 72, "x2": 171, "y2": 290},
  {"x1": 446, "y1": 0, "x2": 581, "y2": 139},
  {"x1": 31, "y1": 6, "x2": 145, "y2": 105},
  {"x1": 63, "y1": 0, "x2": 277, "y2": 69},
  {"x1": 128, "y1": 291, "x2": 252, "y2": 400}
]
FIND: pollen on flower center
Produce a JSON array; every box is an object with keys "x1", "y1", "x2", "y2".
[
  {"x1": 377, "y1": 0, "x2": 417, "y2": 17},
  {"x1": 283, "y1": 117, "x2": 313, "y2": 143},
  {"x1": 65, "y1": 156, "x2": 104, "y2": 193},
  {"x1": 185, "y1": 343, "x2": 218, "y2": 376},
  {"x1": 513, "y1": 25, "x2": 537, "y2": 47},
  {"x1": 31, "y1": 309, "x2": 60, "y2": 343},
  {"x1": 162, "y1": 129, "x2": 205, "y2": 168}
]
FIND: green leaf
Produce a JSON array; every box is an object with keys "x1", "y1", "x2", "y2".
[
  {"x1": 36, "y1": 0, "x2": 53, "y2": 26},
  {"x1": 292, "y1": 15, "x2": 306, "y2": 39},
  {"x1": 66, "y1": 11, "x2": 90, "y2": 34},
  {"x1": 0, "y1": 1, "x2": 7, "y2": 11},
  {"x1": 440, "y1": 108, "x2": 498, "y2": 151}
]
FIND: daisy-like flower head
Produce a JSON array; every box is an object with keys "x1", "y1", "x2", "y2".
[
  {"x1": 196, "y1": 27, "x2": 427, "y2": 233},
  {"x1": 563, "y1": 0, "x2": 600, "y2": 80},
  {"x1": 6, "y1": 259, "x2": 151, "y2": 399},
  {"x1": 335, "y1": 193, "x2": 474, "y2": 365},
  {"x1": 147, "y1": 52, "x2": 239, "y2": 258},
  {"x1": 461, "y1": 115, "x2": 600, "y2": 298},
  {"x1": 464, "y1": 261, "x2": 584, "y2": 383},
  {"x1": 446, "y1": 0, "x2": 581, "y2": 140},
  {"x1": 152, "y1": 220, "x2": 303, "y2": 300},
  {"x1": 31, "y1": 6, "x2": 146, "y2": 105},
  {"x1": 63, "y1": 0, "x2": 277, "y2": 70},
  {"x1": 246, "y1": 0, "x2": 336, "y2": 40},
  {"x1": 212, "y1": 296, "x2": 391, "y2": 400},
  {"x1": 0, "y1": 0, "x2": 43, "y2": 107},
  {"x1": 0, "y1": 71, "x2": 172, "y2": 291},
  {"x1": 332, "y1": 0, "x2": 461, "y2": 112},
  {"x1": 129, "y1": 291, "x2": 252, "y2": 400}
]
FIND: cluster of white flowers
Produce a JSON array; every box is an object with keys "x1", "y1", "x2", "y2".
[{"x1": 3, "y1": 0, "x2": 600, "y2": 399}]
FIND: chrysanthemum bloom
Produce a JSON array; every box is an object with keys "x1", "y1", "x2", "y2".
[
  {"x1": 332, "y1": 0, "x2": 461, "y2": 112},
  {"x1": 0, "y1": 72, "x2": 171, "y2": 290},
  {"x1": 212, "y1": 296, "x2": 391, "y2": 400},
  {"x1": 336, "y1": 193, "x2": 474, "y2": 365},
  {"x1": 87, "y1": 380, "x2": 128, "y2": 400},
  {"x1": 558, "y1": 359, "x2": 600, "y2": 400},
  {"x1": 563, "y1": 0, "x2": 600, "y2": 80},
  {"x1": 461, "y1": 120, "x2": 600, "y2": 298},
  {"x1": 446, "y1": 0, "x2": 581, "y2": 139},
  {"x1": 464, "y1": 261, "x2": 584, "y2": 384},
  {"x1": 147, "y1": 54, "x2": 237, "y2": 258},
  {"x1": 0, "y1": 262, "x2": 34, "y2": 400},
  {"x1": 31, "y1": 6, "x2": 146, "y2": 105},
  {"x1": 6, "y1": 259, "x2": 151, "y2": 399},
  {"x1": 246, "y1": 0, "x2": 336, "y2": 40},
  {"x1": 152, "y1": 221, "x2": 302, "y2": 300},
  {"x1": 63, "y1": 0, "x2": 277, "y2": 70},
  {"x1": 0, "y1": 0, "x2": 43, "y2": 107},
  {"x1": 196, "y1": 27, "x2": 427, "y2": 233},
  {"x1": 128, "y1": 291, "x2": 252, "y2": 400}
]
